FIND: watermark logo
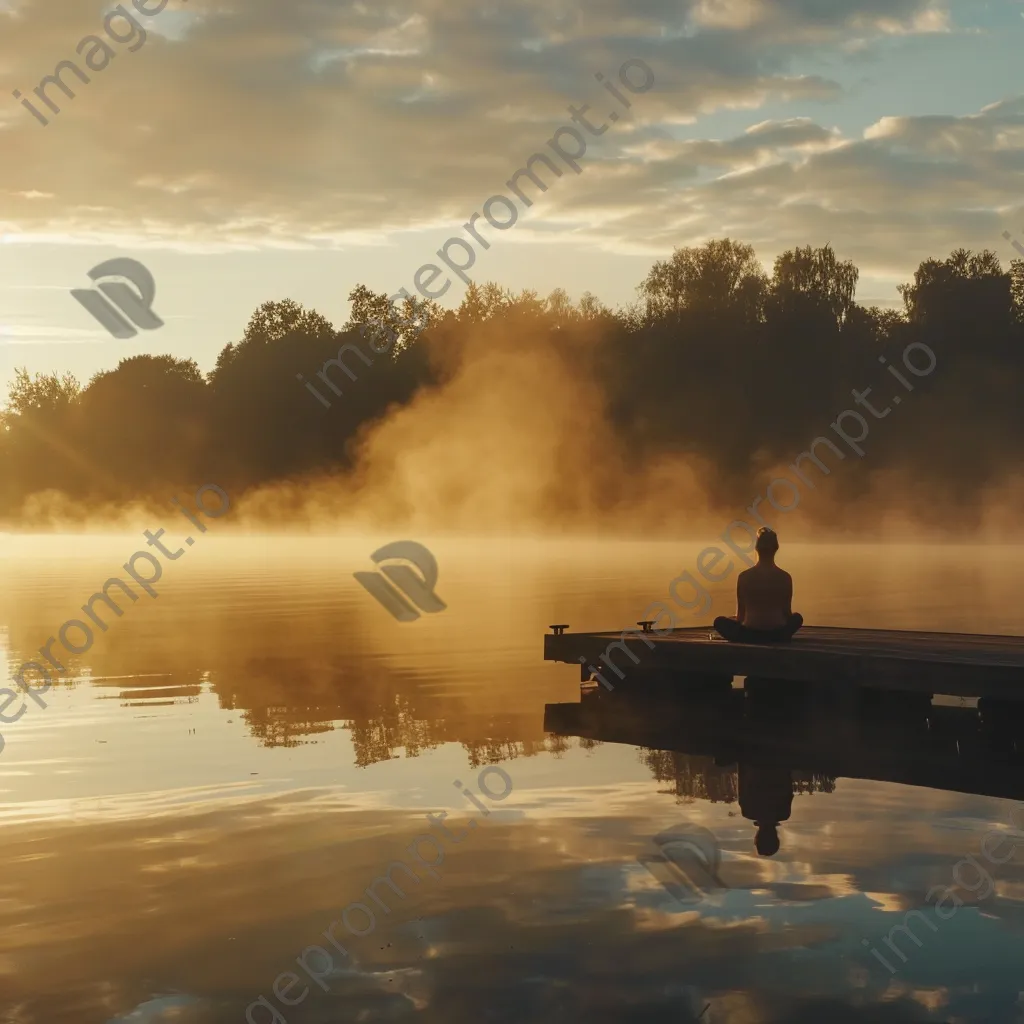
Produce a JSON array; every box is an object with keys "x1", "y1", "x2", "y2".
[
  {"x1": 637, "y1": 822, "x2": 726, "y2": 906},
  {"x1": 354, "y1": 540, "x2": 447, "y2": 622},
  {"x1": 71, "y1": 258, "x2": 164, "y2": 339}
]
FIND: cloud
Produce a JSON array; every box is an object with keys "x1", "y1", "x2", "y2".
[
  {"x1": 691, "y1": 0, "x2": 951, "y2": 35},
  {"x1": 521, "y1": 96, "x2": 1024, "y2": 289},
  {"x1": 0, "y1": 0, "x2": 959, "y2": 256}
]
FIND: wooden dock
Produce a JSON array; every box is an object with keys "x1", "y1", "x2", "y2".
[{"x1": 544, "y1": 624, "x2": 1024, "y2": 701}]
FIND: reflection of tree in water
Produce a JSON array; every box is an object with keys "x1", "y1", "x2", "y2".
[
  {"x1": 792, "y1": 771, "x2": 835, "y2": 794},
  {"x1": 219, "y1": 657, "x2": 560, "y2": 767},
  {"x1": 640, "y1": 749, "x2": 836, "y2": 804},
  {"x1": 243, "y1": 706, "x2": 336, "y2": 749},
  {"x1": 463, "y1": 734, "x2": 565, "y2": 767},
  {"x1": 545, "y1": 732, "x2": 573, "y2": 757},
  {"x1": 348, "y1": 694, "x2": 444, "y2": 766},
  {"x1": 217, "y1": 656, "x2": 468, "y2": 760},
  {"x1": 642, "y1": 750, "x2": 739, "y2": 804},
  {"x1": 217, "y1": 659, "x2": 451, "y2": 759}
]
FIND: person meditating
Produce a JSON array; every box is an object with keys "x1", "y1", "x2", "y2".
[{"x1": 713, "y1": 527, "x2": 803, "y2": 643}]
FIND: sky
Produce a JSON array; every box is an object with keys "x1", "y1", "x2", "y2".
[{"x1": 0, "y1": 0, "x2": 1021, "y2": 393}]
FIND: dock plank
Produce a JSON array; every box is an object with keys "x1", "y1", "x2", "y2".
[{"x1": 544, "y1": 625, "x2": 1024, "y2": 699}]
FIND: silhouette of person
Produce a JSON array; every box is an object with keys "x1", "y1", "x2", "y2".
[
  {"x1": 714, "y1": 528, "x2": 803, "y2": 643},
  {"x1": 738, "y1": 760, "x2": 793, "y2": 857}
]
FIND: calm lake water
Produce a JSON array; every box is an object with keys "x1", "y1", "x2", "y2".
[{"x1": 1, "y1": 535, "x2": 1023, "y2": 1024}]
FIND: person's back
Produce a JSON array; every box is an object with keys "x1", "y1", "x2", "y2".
[
  {"x1": 713, "y1": 528, "x2": 803, "y2": 643},
  {"x1": 737, "y1": 562, "x2": 792, "y2": 629}
]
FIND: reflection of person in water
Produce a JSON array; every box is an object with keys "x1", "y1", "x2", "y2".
[{"x1": 738, "y1": 760, "x2": 794, "y2": 856}]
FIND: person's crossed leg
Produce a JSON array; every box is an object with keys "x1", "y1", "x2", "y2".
[{"x1": 713, "y1": 613, "x2": 803, "y2": 644}]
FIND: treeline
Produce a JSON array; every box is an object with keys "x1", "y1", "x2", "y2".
[{"x1": 2, "y1": 240, "x2": 1022, "y2": 523}]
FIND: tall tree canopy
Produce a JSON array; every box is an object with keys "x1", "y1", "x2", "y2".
[{"x1": 0, "y1": 238, "x2": 1021, "y2": 527}]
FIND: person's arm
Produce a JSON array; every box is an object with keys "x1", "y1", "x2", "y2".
[
  {"x1": 783, "y1": 572, "x2": 793, "y2": 618},
  {"x1": 735, "y1": 573, "x2": 746, "y2": 624}
]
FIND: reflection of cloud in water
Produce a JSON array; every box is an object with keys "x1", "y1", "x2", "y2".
[
  {"x1": 908, "y1": 986, "x2": 952, "y2": 1013},
  {"x1": 316, "y1": 966, "x2": 431, "y2": 1010},
  {"x1": 107, "y1": 994, "x2": 208, "y2": 1021},
  {"x1": 3, "y1": 780, "x2": 1020, "y2": 1023},
  {"x1": 866, "y1": 891, "x2": 910, "y2": 913}
]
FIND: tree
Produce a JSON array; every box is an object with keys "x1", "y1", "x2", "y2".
[
  {"x1": 770, "y1": 244, "x2": 859, "y2": 325},
  {"x1": 75, "y1": 355, "x2": 210, "y2": 497},
  {"x1": 0, "y1": 370, "x2": 82, "y2": 509},
  {"x1": 3, "y1": 368, "x2": 80, "y2": 419},
  {"x1": 578, "y1": 291, "x2": 611, "y2": 321},
  {"x1": 637, "y1": 238, "x2": 768, "y2": 321},
  {"x1": 545, "y1": 287, "x2": 576, "y2": 325},
  {"x1": 213, "y1": 299, "x2": 335, "y2": 379},
  {"x1": 344, "y1": 285, "x2": 435, "y2": 349},
  {"x1": 898, "y1": 248, "x2": 1010, "y2": 328},
  {"x1": 1011, "y1": 259, "x2": 1024, "y2": 324}
]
